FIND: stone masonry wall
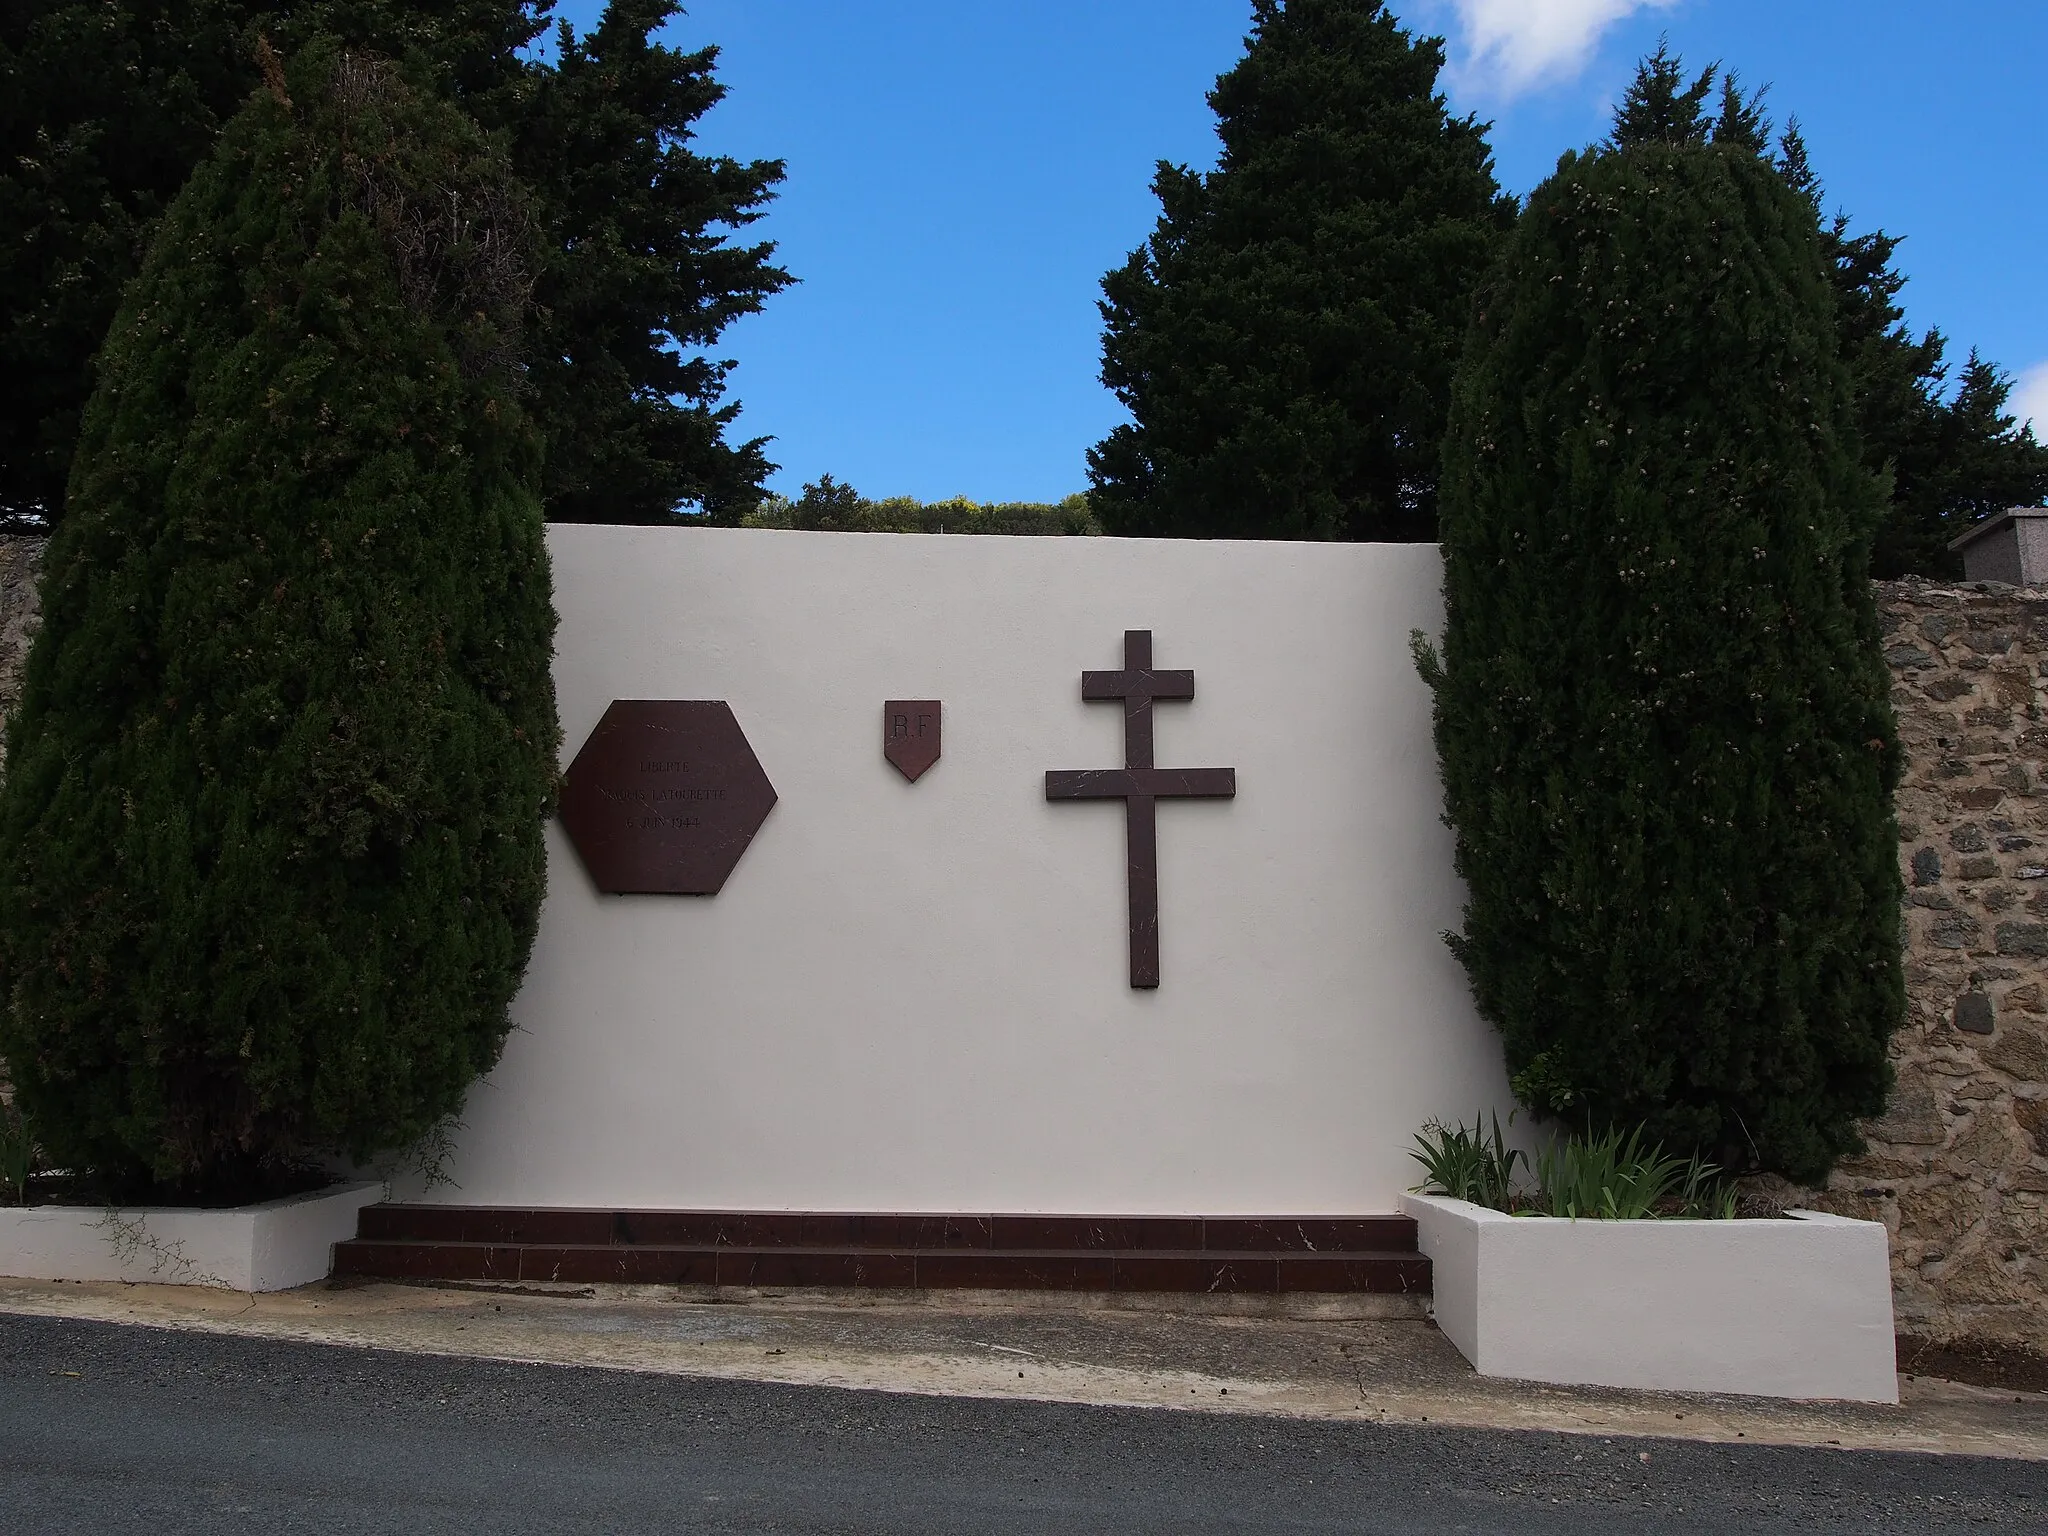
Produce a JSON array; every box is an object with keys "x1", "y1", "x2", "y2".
[
  {"x1": 0, "y1": 535, "x2": 40, "y2": 1105},
  {"x1": 0, "y1": 535, "x2": 43, "y2": 775},
  {"x1": 1780, "y1": 578, "x2": 2048, "y2": 1353}
]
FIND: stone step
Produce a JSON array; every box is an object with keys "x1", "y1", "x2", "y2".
[
  {"x1": 330, "y1": 1236, "x2": 1431, "y2": 1294},
  {"x1": 351, "y1": 1206, "x2": 1420, "y2": 1255}
]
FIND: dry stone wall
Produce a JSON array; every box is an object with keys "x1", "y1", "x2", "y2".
[
  {"x1": 1775, "y1": 578, "x2": 2048, "y2": 1354},
  {"x1": 0, "y1": 536, "x2": 42, "y2": 774}
]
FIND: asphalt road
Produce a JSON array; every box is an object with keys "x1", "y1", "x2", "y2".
[{"x1": 2, "y1": 1313, "x2": 2042, "y2": 1534}]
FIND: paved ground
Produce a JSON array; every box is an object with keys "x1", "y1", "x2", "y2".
[
  {"x1": 5, "y1": 1311, "x2": 2047, "y2": 1534},
  {"x1": 1, "y1": 1275, "x2": 2045, "y2": 1460}
]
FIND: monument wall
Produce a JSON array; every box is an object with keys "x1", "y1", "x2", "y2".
[
  {"x1": 425, "y1": 524, "x2": 1517, "y2": 1214},
  {"x1": 1, "y1": 531, "x2": 2043, "y2": 1314}
]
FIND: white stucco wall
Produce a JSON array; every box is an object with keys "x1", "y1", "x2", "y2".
[{"x1": 425, "y1": 524, "x2": 1513, "y2": 1214}]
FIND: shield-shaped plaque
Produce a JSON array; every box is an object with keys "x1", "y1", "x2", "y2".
[{"x1": 883, "y1": 700, "x2": 941, "y2": 782}]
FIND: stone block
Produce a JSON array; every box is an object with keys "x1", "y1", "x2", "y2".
[
  {"x1": 1991, "y1": 669, "x2": 2037, "y2": 706},
  {"x1": 2015, "y1": 1098, "x2": 2048, "y2": 1158},
  {"x1": 1995, "y1": 921, "x2": 2048, "y2": 956},
  {"x1": 2001, "y1": 983, "x2": 2046, "y2": 1015},
  {"x1": 1932, "y1": 911, "x2": 1983, "y2": 949},
  {"x1": 1924, "y1": 674, "x2": 1973, "y2": 702},
  {"x1": 1928, "y1": 1248, "x2": 2026, "y2": 1306},
  {"x1": 1954, "y1": 993, "x2": 1996, "y2": 1034},
  {"x1": 1950, "y1": 1107, "x2": 2024, "y2": 1173},
  {"x1": 1865, "y1": 1077, "x2": 1945, "y2": 1145},
  {"x1": 1896, "y1": 1180, "x2": 1983, "y2": 1250},
  {"x1": 1985, "y1": 1027, "x2": 2048, "y2": 1082}
]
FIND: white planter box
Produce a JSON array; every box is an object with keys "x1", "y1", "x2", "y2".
[
  {"x1": 1400, "y1": 1192, "x2": 1898, "y2": 1403},
  {"x1": 0, "y1": 1181, "x2": 382, "y2": 1292}
]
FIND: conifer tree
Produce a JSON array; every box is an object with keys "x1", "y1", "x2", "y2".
[
  {"x1": 1773, "y1": 120, "x2": 2048, "y2": 576},
  {"x1": 1088, "y1": 0, "x2": 1511, "y2": 541},
  {"x1": 0, "y1": 1, "x2": 788, "y2": 527},
  {"x1": 0, "y1": 43, "x2": 559, "y2": 1198},
  {"x1": 1422, "y1": 59, "x2": 1903, "y2": 1182}
]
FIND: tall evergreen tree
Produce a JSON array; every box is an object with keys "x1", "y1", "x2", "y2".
[
  {"x1": 0, "y1": 0, "x2": 788, "y2": 527},
  {"x1": 1773, "y1": 120, "x2": 2048, "y2": 576},
  {"x1": 1421, "y1": 61, "x2": 1903, "y2": 1182},
  {"x1": 513, "y1": 2, "x2": 790, "y2": 523},
  {"x1": 1088, "y1": 0, "x2": 1511, "y2": 542},
  {"x1": 0, "y1": 43, "x2": 560, "y2": 1198}
]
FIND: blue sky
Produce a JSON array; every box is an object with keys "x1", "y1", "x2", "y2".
[{"x1": 550, "y1": 1, "x2": 2048, "y2": 505}]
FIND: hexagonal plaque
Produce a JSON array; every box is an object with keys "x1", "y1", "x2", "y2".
[{"x1": 558, "y1": 701, "x2": 777, "y2": 895}]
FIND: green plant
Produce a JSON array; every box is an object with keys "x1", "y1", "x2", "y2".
[
  {"x1": 0, "y1": 1101, "x2": 37, "y2": 1205},
  {"x1": 1675, "y1": 1154, "x2": 1741, "y2": 1221},
  {"x1": 1412, "y1": 1117, "x2": 1739, "y2": 1219},
  {"x1": 1529, "y1": 1127, "x2": 1740, "y2": 1220},
  {"x1": 1531, "y1": 1126, "x2": 1690, "y2": 1220},
  {"x1": 1409, "y1": 1113, "x2": 1526, "y2": 1209},
  {"x1": 1420, "y1": 51, "x2": 1904, "y2": 1184},
  {"x1": 0, "y1": 45, "x2": 559, "y2": 1202}
]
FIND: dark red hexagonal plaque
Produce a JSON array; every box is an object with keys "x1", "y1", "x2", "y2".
[{"x1": 558, "y1": 701, "x2": 777, "y2": 895}]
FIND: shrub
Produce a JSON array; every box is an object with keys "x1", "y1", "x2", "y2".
[
  {"x1": 1420, "y1": 119, "x2": 1903, "y2": 1183},
  {"x1": 745, "y1": 478, "x2": 1099, "y2": 536},
  {"x1": 0, "y1": 44, "x2": 559, "y2": 1201}
]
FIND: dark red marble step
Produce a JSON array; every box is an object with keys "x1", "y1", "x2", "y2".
[
  {"x1": 330, "y1": 1238, "x2": 1431, "y2": 1295},
  {"x1": 351, "y1": 1206, "x2": 1419, "y2": 1255}
]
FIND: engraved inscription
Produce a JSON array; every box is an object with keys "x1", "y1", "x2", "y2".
[
  {"x1": 884, "y1": 699, "x2": 942, "y2": 782},
  {"x1": 558, "y1": 701, "x2": 778, "y2": 895}
]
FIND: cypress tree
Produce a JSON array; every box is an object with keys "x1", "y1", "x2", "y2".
[
  {"x1": 0, "y1": 1, "x2": 789, "y2": 528},
  {"x1": 1088, "y1": 0, "x2": 1511, "y2": 542},
  {"x1": 1421, "y1": 60, "x2": 1904, "y2": 1182},
  {"x1": 0, "y1": 42, "x2": 559, "y2": 1199}
]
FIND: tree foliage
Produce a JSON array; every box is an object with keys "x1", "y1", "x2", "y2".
[
  {"x1": 1771, "y1": 118, "x2": 2048, "y2": 577},
  {"x1": 0, "y1": 0, "x2": 789, "y2": 527},
  {"x1": 1422, "y1": 64, "x2": 1903, "y2": 1182},
  {"x1": 1088, "y1": 0, "x2": 1511, "y2": 541},
  {"x1": 0, "y1": 45, "x2": 560, "y2": 1199},
  {"x1": 745, "y1": 476, "x2": 1099, "y2": 536}
]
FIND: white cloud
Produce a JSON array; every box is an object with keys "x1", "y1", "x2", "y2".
[
  {"x1": 1437, "y1": 0, "x2": 1678, "y2": 100},
  {"x1": 2015, "y1": 362, "x2": 2048, "y2": 439}
]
